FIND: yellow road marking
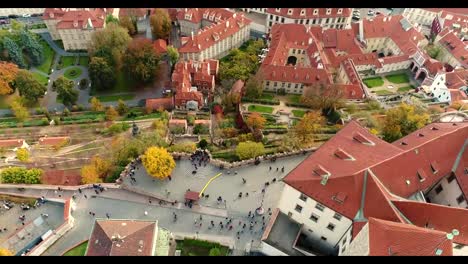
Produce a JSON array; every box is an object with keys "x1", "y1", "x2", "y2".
[{"x1": 199, "y1": 173, "x2": 223, "y2": 197}]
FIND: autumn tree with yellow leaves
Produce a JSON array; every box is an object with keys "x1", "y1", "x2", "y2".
[
  {"x1": 0, "y1": 248, "x2": 13, "y2": 256},
  {"x1": 293, "y1": 111, "x2": 324, "y2": 147},
  {"x1": 142, "y1": 147, "x2": 175, "y2": 180}
]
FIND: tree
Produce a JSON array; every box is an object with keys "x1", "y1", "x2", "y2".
[
  {"x1": 105, "y1": 106, "x2": 119, "y2": 121},
  {"x1": 53, "y1": 76, "x2": 78, "y2": 106},
  {"x1": 142, "y1": 146, "x2": 176, "y2": 180},
  {"x1": 15, "y1": 70, "x2": 46, "y2": 102},
  {"x1": 105, "y1": 14, "x2": 119, "y2": 24},
  {"x1": 193, "y1": 124, "x2": 209, "y2": 134},
  {"x1": 19, "y1": 30, "x2": 44, "y2": 65},
  {"x1": 119, "y1": 15, "x2": 137, "y2": 35},
  {"x1": 426, "y1": 45, "x2": 441, "y2": 59},
  {"x1": 245, "y1": 73, "x2": 264, "y2": 99},
  {"x1": 302, "y1": 83, "x2": 344, "y2": 114},
  {"x1": 221, "y1": 93, "x2": 240, "y2": 113},
  {"x1": 209, "y1": 247, "x2": 222, "y2": 256},
  {"x1": 0, "y1": 62, "x2": 19, "y2": 95},
  {"x1": 152, "y1": 119, "x2": 167, "y2": 137},
  {"x1": 90, "y1": 156, "x2": 112, "y2": 177},
  {"x1": 123, "y1": 38, "x2": 160, "y2": 83},
  {"x1": 246, "y1": 112, "x2": 266, "y2": 131},
  {"x1": 0, "y1": 248, "x2": 13, "y2": 256},
  {"x1": 116, "y1": 99, "x2": 129, "y2": 115},
  {"x1": 16, "y1": 148, "x2": 29, "y2": 162},
  {"x1": 382, "y1": 103, "x2": 431, "y2": 142},
  {"x1": 90, "y1": 97, "x2": 104, "y2": 111},
  {"x1": 88, "y1": 56, "x2": 116, "y2": 91},
  {"x1": 88, "y1": 23, "x2": 131, "y2": 68},
  {"x1": 279, "y1": 131, "x2": 302, "y2": 152},
  {"x1": 198, "y1": 139, "x2": 208, "y2": 149},
  {"x1": 10, "y1": 20, "x2": 24, "y2": 31},
  {"x1": 149, "y1": 9, "x2": 171, "y2": 40},
  {"x1": 166, "y1": 45, "x2": 179, "y2": 66},
  {"x1": 81, "y1": 165, "x2": 101, "y2": 184},
  {"x1": 10, "y1": 97, "x2": 29, "y2": 122},
  {"x1": 0, "y1": 167, "x2": 42, "y2": 184},
  {"x1": 293, "y1": 111, "x2": 324, "y2": 146},
  {"x1": 236, "y1": 141, "x2": 265, "y2": 160},
  {"x1": 3, "y1": 37, "x2": 26, "y2": 68}
]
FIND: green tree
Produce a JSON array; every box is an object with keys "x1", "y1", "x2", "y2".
[
  {"x1": 15, "y1": 70, "x2": 46, "y2": 102},
  {"x1": 193, "y1": 124, "x2": 209, "y2": 134},
  {"x1": 382, "y1": 103, "x2": 431, "y2": 142},
  {"x1": 105, "y1": 14, "x2": 119, "y2": 24},
  {"x1": 209, "y1": 247, "x2": 222, "y2": 256},
  {"x1": 19, "y1": 30, "x2": 44, "y2": 65},
  {"x1": 105, "y1": 106, "x2": 119, "y2": 121},
  {"x1": 88, "y1": 56, "x2": 116, "y2": 91},
  {"x1": 3, "y1": 37, "x2": 26, "y2": 68},
  {"x1": 119, "y1": 15, "x2": 137, "y2": 35},
  {"x1": 90, "y1": 97, "x2": 104, "y2": 111},
  {"x1": 293, "y1": 111, "x2": 324, "y2": 146},
  {"x1": 88, "y1": 23, "x2": 131, "y2": 68},
  {"x1": 10, "y1": 97, "x2": 30, "y2": 122},
  {"x1": 116, "y1": 99, "x2": 129, "y2": 115},
  {"x1": 0, "y1": 167, "x2": 42, "y2": 184},
  {"x1": 198, "y1": 139, "x2": 208, "y2": 149},
  {"x1": 10, "y1": 20, "x2": 24, "y2": 31},
  {"x1": 52, "y1": 76, "x2": 78, "y2": 106},
  {"x1": 245, "y1": 73, "x2": 264, "y2": 99},
  {"x1": 123, "y1": 38, "x2": 160, "y2": 83},
  {"x1": 149, "y1": 9, "x2": 171, "y2": 40},
  {"x1": 142, "y1": 146, "x2": 176, "y2": 180},
  {"x1": 166, "y1": 45, "x2": 179, "y2": 66},
  {"x1": 236, "y1": 141, "x2": 265, "y2": 160}
]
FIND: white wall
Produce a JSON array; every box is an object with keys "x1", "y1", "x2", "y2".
[
  {"x1": 278, "y1": 184, "x2": 353, "y2": 251},
  {"x1": 0, "y1": 8, "x2": 44, "y2": 17},
  {"x1": 429, "y1": 73, "x2": 451, "y2": 103},
  {"x1": 453, "y1": 244, "x2": 468, "y2": 256},
  {"x1": 259, "y1": 241, "x2": 289, "y2": 256},
  {"x1": 426, "y1": 174, "x2": 468, "y2": 209},
  {"x1": 403, "y1": 8, "x2": 439, "y2": 27},
  {"x1": 340, "y1": 223, "x2": 369, "y2": 256}
]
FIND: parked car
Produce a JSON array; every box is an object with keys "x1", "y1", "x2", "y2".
[
  {"x1": 352, "y1": 15, "x2": 361, "y2": 20},
  {"x1": 368, "y1": 10, "x2": 375, "y2": 16},
  {"x1": 31, "y1": 13, "x2": 43, "y2": 17},
  {"x1": 8, "y1": 15, "x2": 19, "y2": 19},
  {"x1": 0, "y1": 19, "x2": 9, "y2": 25},
  {"x1": 22, "y1": 14, "x2": 31, "y2": 18}
]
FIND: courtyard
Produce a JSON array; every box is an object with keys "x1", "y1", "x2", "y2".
[{"x1": 363, "y1": 72, "x2": 417, "y2": 96}]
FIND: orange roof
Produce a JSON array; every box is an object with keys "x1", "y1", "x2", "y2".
[
  {"x1": 38, "y1": 137, "x2": 70, "y2": 146},
  {"x1": 153, "y1": 39, "x2": 167, "y2": 54},
  {"x1": 0, "y1": 139, "x2": 25, "y2": 148},
  {"x1": 194, "y1": 119, "x2": 210, "y2": 125},
  {"x1": 145, "y1": 98, "x2": 174, "y2": 110},
  {"x1": 44, "y1": 8, "x2": 109, "y2": 30},
  {"x1": 436, "y1": 29, "x2": 468, "y2": 68},
  {"x1": 168, "y1": 119, "x2": 187, "y2": 125},
  {"x1": 367, "y1": 218, "x2": 453, "y2": 256},
  {"x1": 265, "y1": 8, "x2": 352, "y2": 19}
]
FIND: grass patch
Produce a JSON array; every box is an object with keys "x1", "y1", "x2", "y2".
[
  {"x1": 259, "y1": 93, "x2": 275, "y2": 100},
  {"x1": 92, "y1": 94, "x2": 136, "y2": 102},
  {"x1": 176, "y1": 239, "x2": 229, "y2": 256},
  {"x1": 292, "y1": 109, "x2": 306, "y2": 118},
  {"x1": 114, "y1": 70, "x2": 136, "y2": 93},
  {"x1": 0, "y1": 194, "x2": 36, "y2": 206},
  {"x1": 374, "y1": 90, "x2": 394, "y2": 96},
  {"x1": 288, "y1": 94, "x2": 302, "y2": 104},
  {"x1": 385, "y1": 73, "x2": 409, "y2": 84},
  {"x1": 248, "y1": 104, "x2": 274, "y2": 114},
  {"x1": 36, "y1": 40, "x2": 55, "y2": 74},
  {"x1": 64, "y1": 67, "x2": 83, "y2": 79},
  {"x1": 78, "y1": 56, "x2": 89, "y2": 67},
  {"x1": 123, "y1": 111, "x2": 162, "y2": 121},
  {"x1": 61, "y1": 56, "x2": 76, "y2": 69},
  {"x1": 397, "y1": 85, "x2": 415, "y2": 93},
  {"x1": 32, "y1": 72, "x2": 49, "y2": 86},
  {"x1": 63, "y1": 241, "x2": 88, "y2": 256},
  {"x1": 362, "y1": 77, "x2": 384, "y2": 88},
  {"x1": 211, "y1": 150, "x2": 239, "y2": 162}
]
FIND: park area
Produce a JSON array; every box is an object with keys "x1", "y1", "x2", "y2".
[
  {"x1": 175, "y1": 239, "x2": 230, "y2": 256},
  {"x1": 363, "y1": 72, "x2": 416, "y2": 96}
]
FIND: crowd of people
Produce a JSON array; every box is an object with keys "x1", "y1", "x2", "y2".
[{"x1": 190, "y1": 150, "x2": 210, "y2": 174}]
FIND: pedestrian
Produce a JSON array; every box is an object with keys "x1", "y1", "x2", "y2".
[
  {"x1": 248, "y1": 211, "x2": 251, "y2": 217},
  {"x1": 238, "y1": 192, "x2": 242, "y2": 198},
  {"x1": 242, "y1": 178, "x2": 246, "y2": 184},
  {"x1": 168, "y1": 176, "x2": 172, "y2": 181},
  {"x1": 281, "y1": 166, "x2": 285, "y2": 172},
  {"x1": 262, "y1": 216, "x2": 265, "y2": 220},
  {"x1": 269, "y1": 166, "x2": 272, "y2": 171},
  {"x1": 262, "y1": 188, "x2": 265, "y2": 193},
  {"x1": 199, "y1": 215, "x2": 203, "y2": 221},
  {"x1": 106, "y1": 213, "x2": 110, "y2": 219},
  {"x1": 272, "y1": 178, "x2": 277, "y2": 183},
  {"x1": 144, "y1": 211, "x2": 148, "y2": 216},
  {"x1": 95, "y1": 189, "x2": 99, "y2": 195},
  {"x1": 78, "y1": 188, "x2": 82, "y2": 194},
  {"x1": 149, "y1": 199, "x2": 152, "y2": 204},
  {"x1": 239, "y1": 221, "x2": 242, "y2": 226},
  {"x1": 276, "y1": 167, "x2": 279, "y2": 171},
  {"x1": 82, "y1": 194, "x2": 87, "y2": 199}
]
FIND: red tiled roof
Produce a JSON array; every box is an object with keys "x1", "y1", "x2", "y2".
[
  {"x1": 169, "y1": 119, "x2": 187, "y2": 126},
  {"x1": 153, "y1": 39, "x2": 167, "y2": 54},
  {"x1": 145, "y1": 97, "x2": 174, "y2": 110},
  {"x1": 352, "y1": 221, "x2": 367, "y2": 239},
  {"x1": 423, "y1": 8, "x2": 468, "y2": 15},
  {"x1": 367, "y1": 217, "x2": 453, "y2": 256},
  {"x1": 423, "y1": 58, "x2": 445, "y2": 75},
  {"x1": 437, "y1": 11, "x2": 468, "y2": 36},
  {"x1": 47, "y1": 9, "x2": 108, "y2": 30},
  {"x1": 178, "y1": 11, "x2": 251, "y2": 53},
  {"x1": 265, "y1": 8, "x2": 352, "y2": 19},
  {"x1": 38, "y1": 137, "x2": 70, "y2": 146},
  {"x1": 86, "y1": 219, "x2": 157, "y2": 256},
  {"x1": 194, "y1": 119, "x2": 210, "y2": 125},
  {"x1": 177, "y1": 8, "x2": 233, "y2": 24},
  {"x1": 436, "y1": 29, "x2": 468, "y2": 68},
  {"x1": 0, "y1": 139, "x2": 25, "y2": 148},
  {"x1": 450, "y1": 89, "x2": 468, "y2": 102},
  {"x1": 445, "y1": 69, "x2": 468, "y2": 90},
  {"x1": 118, "y1": 8, "x2": 153, "y2": 18}
]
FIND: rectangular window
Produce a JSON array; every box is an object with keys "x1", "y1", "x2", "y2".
[
  {"x1": 455, "y1": 244, "x2": 465, "y2": 249},
  {"x1": 447, "y1": 174, "x2": 456, "y2": 183},
  {"x1": 295, "y1": 83, "x2": 299, "y2": 88},
  {"x1": 288, "y1": 212, "x2": 293, "y2": 217},
  {"x1": 281, "y1": 17, "x2": 285, "y2": 23},
  {"x1": 457, "y1": 195, "x2": 465, "y2": 204},
  {"x1": 435, "y1": 184, "x2": 443, "y2": 194},
  {"x1": 288, "y1": 83, "x2": 291, "y2": 88},
  {"x1": 299, "y1": 194, "x2": 307, "y2": 202},
  {"x1": 295, "y1": 204, "x2": 303, "y2": 213},
  {"x1": 327, "y1": 223, "x2": 336, "y2": 231},
  {"x1": 306, "y1": 19, "x2": 310, "y2": 24},
  {"x1": 321, "y1": 236, "x2": 327, "y2": 241},
  {"x1": 315, "y1": 203, "x2": 325, "y2": 212},
  {"x1": 333, "y1": 213, "x2": 342, "y2": 221},
  {"x1": 342, "y1": 236, "x2": 347, "y2": 245},
  {"x1": 310, "y1": 213, "x2": 319, "y2": 222},
  {"x1": 266, "y1": 81, "x2": 270, "y2": 86},
  {"x1": 274, "y1": 82, "x2": 278, "y2": 87},
  {"x1": 326, "y1": 18, "x2": 330, "y2": 24},
  {"x1": 276, "y1": 16, "x2": 279, "y2": 22}
]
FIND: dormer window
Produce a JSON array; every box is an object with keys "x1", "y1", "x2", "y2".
[
  {"x1": 314, "y1": 9, "x2": 318, "y2": 15},
  {"x1": 334, "y1": 148, "x2": 355, "y2": 160},
  {"x1": 185, "y1": 14, "x2": 191, "y2": 20},
  {"x1": 418, "y1": 133, "x2": 424, "y2": 137},
  {"x1": 430, "y1": 162, "x2": 439, "y2": 174},
  {"x1": 400, "y1": 141, "x2": 408, "y2": 146},
  {"x1": 431, "y1": 126, "x2": 439, "y2": 131},
  {"x1": 338, "y1": 8, "x2": 343, "y2": 14},
  {"x1": 276, "y1": 8, "x2": 281, "y2": 13},
  {"x1": 326, "y1": 8, "x2": 332, "y2": 15},
  {"x1": 417, "y1": 169, "x2": 426, "y2": 182},
  {"x1": 288, "y1": 9, "x2": 293, "y2": 15},
  {"x1": 301, "y1": 9, "x2": 306, "y2": 16},
  {"x1": 313, "y1": 165, "x2": 330, "y2": 177},
  {"x1": 353, "y1": 132, "x2": 375, "y2": 146}
]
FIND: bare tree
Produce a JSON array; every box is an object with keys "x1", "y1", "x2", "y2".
[{"x1": 301, "y1": 82, "x2": 344, "y2": 115}]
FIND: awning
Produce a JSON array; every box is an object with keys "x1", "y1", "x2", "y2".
[{"x1": 185, "y1": 191, "x2": 200, "y2": 201}]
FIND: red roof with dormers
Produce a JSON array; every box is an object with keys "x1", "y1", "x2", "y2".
[
  {"x1": 176, "y1": 8, "x2": 233, "y2": 24},
  {"x1": 265, "y1": 8, "x2": 352, "y2": 19},
  {"x1": 43, "y1": 8, "x2": 113, "y2": 30},
  {"x1": 436, "y1": 29, "x2": 468, "y2": 68},
  {"x1": 367, "y1": 217, "x2": 453, "y2": 256},
  {"x1": 437, "y1": 11, "x2": 468, "y2": 36},
  {"x1": 178, "y1": 11, "x2": 251, "y2": 54}
]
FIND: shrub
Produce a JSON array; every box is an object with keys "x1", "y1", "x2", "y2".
[
  {"x1": 16, "y1": 148, "x2": 29, "y2": 162},
  {"x1": 41, "y1": 117, "x2": 49, "y2": 126},
  {"x1": 52, "y1": 117, "x2": 60, "y2": 125},
  {"x1": 63, "y1": 107, "x2": 70, "y2": 117},
  {"x1": 168, "y1": 141, "x2": 197, "y2": 153},
  {"x1": 241, "y1": 97, "x2": 280, "y2": 105},
  {"x1": 222, "y1": 127, "x2": 238, "y2": 138},
  {"x1": 102, "y1": 123, "x2": 130, "y2": 136},
  {"x1": 0, "y1": 167, "x2": 42, "y2": 184},
  {"x1": 236, "y1": 141, "x2": 265, "y2": 160},
  {"x1": 187, "y1": 115, "x2": 195, "y2": 126},
  {"x1": 77, "y1": 104, "x2": 85, "y2": 111},
  {"x1": 193, "y1": 124, "x2": 209, "y2": 134},
  {"x1": 365, "y1": 99, "x2": 381, "y2": 111},
  {"x1": 198, "y1": 139, "x2": 208, "y2": 149},
  {"x1": 35, "y1": 107, "x2": 46, "y2": 115},
  {"x1": 79, "y1": 78, "x2": 89, "y2": 89}
]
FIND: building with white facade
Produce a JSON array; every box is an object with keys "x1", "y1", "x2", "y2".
[
  {"x1": 0, "y1": 8, "x2": 44, "y2": 17},
  {"x1": 177, "y1": 9, "x2": 251, "y2": 61},
  {"x1": 260, "y1": 120, "x2": 468, "y2": 256},
  {"x1": 422, "y1": 69, "x2": 468, "y2": 103}
]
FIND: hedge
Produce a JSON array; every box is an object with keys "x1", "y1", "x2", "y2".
[
  {"x1": 285, "y1": 101, "x2": 310, "y2": 108},
  {"x1": 241, "y1": 97, "x2": 280, "y2": 105},
  {"x1": 0, "y1": 167, "x2": 43, "y2": 184}
]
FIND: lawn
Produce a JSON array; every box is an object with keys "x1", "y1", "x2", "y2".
[
  {"x1": 64, "y1": 67, "x2": 83, "y2": 79},
  {"x1": 362, "y1": 77, "x2": 384, "y2": 88},
  {"x1": 259, "y1": 93, "x2": 275, "y2": 100},
  {"x1": 385, "y1": 73, "x2": 410, "y2": 84},
  {"x1": 292, "y1": 109, "x2": 306, "y2": 118},
  {"x1": 248, "y1": 104, "x2": 274, "y2": 114},
  {"x1": 397, "y1": 85, "x2": 415, "y2": 93},
  {"x1": 32, "y1": 72, "x2": 49, "y2": 86},
  {"x1": 91, "y1": 94, "x2": 136, "y2": 102},
  {"x1": 36, "y1": 40, "x2": 55, "y2": 74},
  {"x1": 374, "y1": 90, "x2": 394, "y2": 96},
  {"x1": 78, "y1": 56, "x2": 89, "y2": 67},
  {"x1": 60, "y1": 56, "x2": 76, "y2": 69},
  {"x1": 176, "y1": 239, "x2": 229, "y2": 256},
  {"x1": 63, "y1": 241, "x2": 88, "y2": 256},
  {"x1": 288, "y1": 94, "x2": 302, "y2": 104}
]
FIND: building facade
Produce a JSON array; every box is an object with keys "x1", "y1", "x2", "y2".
[{"x1": 0, "y1": 8, "x2": 44, "y2": 17}]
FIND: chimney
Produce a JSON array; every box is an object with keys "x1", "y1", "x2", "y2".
[
  {"x1": 359, "y1": 20, "x2": 364, "y2": 42},
  {"x1": 191, "y1": 31, "x2": 194, "y2": 40}
]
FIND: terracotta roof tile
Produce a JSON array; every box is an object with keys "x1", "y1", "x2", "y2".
[
  {"x1": 265, "y1": 8, "x2": 352, "y2": 19},
  {"x1": 0, "y1": 139, "x2": 26, "y2": 148},
  {"x1": 153, "y1": 39, "x2": 167, "y2": 54},
  {"x1": 38, "y1": 137, "x2": 70, "y2": 146}
]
